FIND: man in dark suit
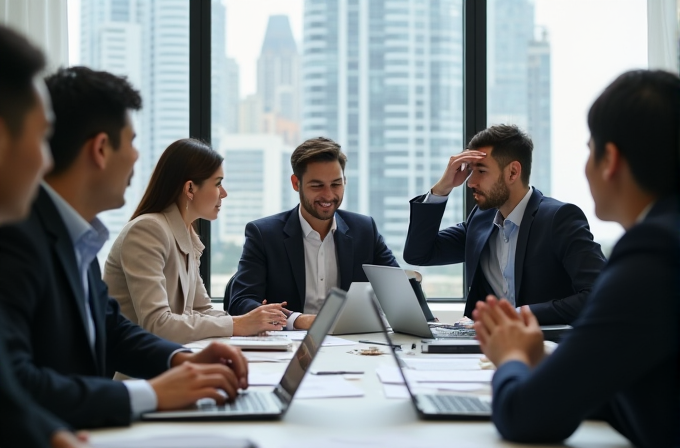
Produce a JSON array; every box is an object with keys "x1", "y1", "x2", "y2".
[
  {"x1": 473, "y1": 70, "x2": 680, "y2": 448},
  {"x1": 227, "y1": 137, "x2": 398, "y2": 330},
  {"x1": 0, "y1": 66, "x2": 249, "y2": 430},
  {"x1": 0, "y1": 24, "x2": 90, "y2": 448},
  {"x1": 404, "y1": 125, "x2": 606, "y2": 324}
]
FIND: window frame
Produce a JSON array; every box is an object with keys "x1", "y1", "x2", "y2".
[{"x1": 195, "y1": 0, "x2": 487, "y2": 302}]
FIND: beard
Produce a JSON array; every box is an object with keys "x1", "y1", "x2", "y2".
[
  {"x1": 471, "y1": 174, "x2": 510, "y2": 210},
  {"x1": 299, "y1": 189, "x2": 342, "y2": 221}
]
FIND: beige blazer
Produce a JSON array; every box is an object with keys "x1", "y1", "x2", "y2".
[{"x1": 104, "y1": 204, "x2": 233, "y2": 344}]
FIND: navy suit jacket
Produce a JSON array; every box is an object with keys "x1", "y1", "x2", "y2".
[
  {"x1": 404, "y1": 188, "x2": 607, "y2": 324},
  {"x1": 0, "y1": 187, "x2": 183, "y2": 429},
  {"x1": 227, "y1": 206, "x2": 398, "y2": 315},
  {"x1": 0, "y1": 314, "x2": 66, "y2": 447},
  {"x1": 490, "y1": 196, "x2": 680, "y2": 448}
]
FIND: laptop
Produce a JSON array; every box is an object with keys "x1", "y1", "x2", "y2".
[
  {"x1": 142, "y1": 287, "x2": 347, "y2": 421},
  {"x1": 363, "y1": 264, "x2": 471, "y2": 339},
  {"x1": 362, "y1": 289, "x2": 492, "y2": 420},
  {"x1": 328, "y1": 282, "x2": 385, "y2": 335}
]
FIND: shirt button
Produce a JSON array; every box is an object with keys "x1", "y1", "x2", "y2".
[{"x1": 320, "y1": 278, "x2": 324, "y2": 281}]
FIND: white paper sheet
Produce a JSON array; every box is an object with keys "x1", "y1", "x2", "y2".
[
  {"x1": 93, "y1": 435, "x2": 254, "y2": 448},
  {"x1": 376, "y1": 366, "x2": 494, "y2": 384},
  {"x1": 295, "y1": 375, "x2": 364, "y2": 399},
  {"x1": 243, "y1": 351, "x2": 294, "y2": 363},
  {"x1": 401, "y1": 357, "x2": 483, "y2": 371},
  {"x1": 267, "y1": 331, "x2": 357, "y2": 346},
  {"x1": 383, "y1": 382, "x2": 489, "y2": 399},
  {"x1": 248, "y1": 371, "x2": 283, "y2": 386}
]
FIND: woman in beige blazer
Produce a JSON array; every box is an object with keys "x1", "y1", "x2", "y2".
[{"x1": 104, "y1": 138, "x2": 288, "y2": 344}]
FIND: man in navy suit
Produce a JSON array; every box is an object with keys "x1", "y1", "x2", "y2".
[
  {"x1": 0, "y1": 66, "x2": 249, "y2": 430},
  {"x1": 0, "y1": 24, "x2": 89, "y2": 448},
  {"x1": 227, "y1": 137, "x2": 398, "y2": 330},
  {"x1": 404, "y1": 125, "x2": 606, "y2": 324},
  {"x1": 474, "y1": 70, "x2": 679, "y2": 448}
]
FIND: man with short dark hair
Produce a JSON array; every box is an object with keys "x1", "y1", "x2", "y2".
[
  {"x1": 227, "y1": 137, "x2": 398, "y2": 330},
  {"x1": 404, "y1": 124, "x2": 606, "y2": 324},
  {"x1": 0, "y1": 66, "x2": 249, "y2": 429},
  {"x1": 473, "y1": 70, "x2": 679, "y2": 448},
  {"x1": 0, "y1": 24, "x2": 90, "y2": 448}
]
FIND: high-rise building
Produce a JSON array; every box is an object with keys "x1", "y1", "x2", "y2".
[
  {"x1": 257, "y1": 15, "x2": 301, "y2": 145},
  {"x1": 527, "y1": 28, "x2": 551, "y2": 195},
  {"x1": 488, "y1": 0, "x2": 551, "y2": 194},
  {"x1": 300, "y1": 0, "x2": 464, "y2": 261}
]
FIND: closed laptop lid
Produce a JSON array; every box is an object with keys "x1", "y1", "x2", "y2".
[{"x1": 273, "y1": 287, "x2": 347, "y2": 409}]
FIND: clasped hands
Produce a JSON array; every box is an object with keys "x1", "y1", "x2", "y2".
[{"x1": 473, "y1": 295, "x2": 545, "y2": 369}]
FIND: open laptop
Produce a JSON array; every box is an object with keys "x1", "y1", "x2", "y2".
[
  {"x1": 142, "y1": 288, "x2": 347, "y2": 421},
  {"x1": 328, "y1": 282, "x2": 385, "y2": 335},
  {"x1": 363, "y1": 264, "x2": 471, "y2": 339},
  {"x1": 362, "y1": 288, "x2": 492, "y2": 420}
]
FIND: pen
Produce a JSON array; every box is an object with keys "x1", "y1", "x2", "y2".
[
  {"x1": 311, "y1": 370, "x2": 365, "y2": 375},
  {"x1": 358, "y1": 340, "x2": 401, "y2": 350}
]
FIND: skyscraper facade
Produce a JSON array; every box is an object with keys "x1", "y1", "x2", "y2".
[
  {"x1": 300, "y1": 0, "x2": 464, "y2": 266},
  {"x1": 488, "y1": 0, "x2": 551, "y2": 194}
]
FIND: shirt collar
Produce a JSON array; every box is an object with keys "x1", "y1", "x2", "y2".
[
  {"x1": 493, "y1": 186, "x2": 533, "y2": 228},
  {"x1": 635, "y1": 201, "x2": 656, "y2": 224},
  {"x1": 298, "y1": 205, "x2": 337, "y2": 238},
  {"x1": 162, "y1": 203, "x2": 203, "y2": 255},
  {"x1": 42, "y1": 182, "x2": 109, "y2": 247}
]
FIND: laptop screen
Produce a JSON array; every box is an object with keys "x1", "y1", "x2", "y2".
[{"x1": 274, "y1": 288, "x2": 346, "y2": 404}]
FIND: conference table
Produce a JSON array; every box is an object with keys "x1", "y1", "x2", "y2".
[{"x1": 89, "y1": 332, "x2": 632, "y2": 448}]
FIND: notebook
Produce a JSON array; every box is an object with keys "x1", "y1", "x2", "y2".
[{"x1": 141, "y1": 287, "x2": 347, "y2": 421}]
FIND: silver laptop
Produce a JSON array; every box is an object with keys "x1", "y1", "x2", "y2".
[
  {"x1": 361, "y1": 289, "x2": 492, "y2": 420},
  {"x1": 362, "y1": 264, "x2": 472, "y2": 339},
  {"x1": 328, "y1": 282, "x2": 385, "y2": 335},
  {"x1": 142, "y1": 288, "x2": 347, "y2": 421}
]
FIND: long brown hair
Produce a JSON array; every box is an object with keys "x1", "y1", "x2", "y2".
[{"x1": 131, "y1": 138, "x2": 223, "y2": 220}]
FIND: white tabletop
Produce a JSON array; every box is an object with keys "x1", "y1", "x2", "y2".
[{"x1": 89, "y1": 332, "x2": 632, "y2": 448}]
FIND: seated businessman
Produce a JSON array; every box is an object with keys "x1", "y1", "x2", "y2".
[
  {"x1": 403, "y1": 125, "x2": 606, "y2": 324},
  {"x1": 0, "y1": 24, "x2": 89, "y2": 448},
  {"x1": 0, "y1": 66, "x2": 249, "y2": 430},
  {"x1": 227, "y1": 137, "x2": 398, "y2": 330},
  {"x1": 473, "y1": 70, "x2": 679, "y2": 448}
]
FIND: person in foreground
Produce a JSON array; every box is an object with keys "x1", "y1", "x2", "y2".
[
  {"x1": 227, "y1": 137, "x2": 398, "y2": 330},
  {"x1": 473, "y1": 70, "x2": 679, "y2": 448},
  {"x1": 404, "y1": 124, "x2": 606, "y2": 325},
  {"x1": 104, "y1": 138, "x2": 289, "y2": 343},
  {"x1": 0, "y1": 24, "x2": 89, "y2": 448},
  {"x1": 0, "y1": 66, "x2": 249, "y2": 429}
]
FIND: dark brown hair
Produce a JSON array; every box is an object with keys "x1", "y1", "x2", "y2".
[
  {"x1": 588, "y1": 69, "x2": 680, "y2": 196},
  {"x1": 468, "y1": 124, "x2": 533, "y2": 186},
  {"x1": 0, "y1": 25, "x2": 45, "y2": 136},
  {"x1": 290, "y1": 137, "x2": 347, "y2": 180},
  {"x1": 131, "y1": 138, "x2": 223, "y2": 220}
]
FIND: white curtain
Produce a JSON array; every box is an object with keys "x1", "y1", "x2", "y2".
[
  {"x1": 647, "y1": 0, "x2": 679, "y2": 73},
  {"x1": 0, "y1": 0, "x2": 69, "y2": 73}
]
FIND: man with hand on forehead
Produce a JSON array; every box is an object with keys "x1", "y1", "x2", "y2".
[{"x1": 404, "y1": 124, "x2": 606, "y2": 325}]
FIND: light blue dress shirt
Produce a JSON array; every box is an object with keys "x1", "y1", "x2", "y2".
[
  {"x1": 42, "y1": 183, "x2": 158, "y2": 417},
  {"x1": 424, "y1": 187, "x2": 534, "y2": 306}
]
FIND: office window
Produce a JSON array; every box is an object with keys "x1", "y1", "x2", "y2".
[
  {"x1": 68, "y1": 0, "x2": 190, "y2": 267},
  {"x1": 487, "y1": 0, "x2": 647, "y2": 256},
  {"x1": 210, "y1": 0, "x2": 465, "y2": 300}
]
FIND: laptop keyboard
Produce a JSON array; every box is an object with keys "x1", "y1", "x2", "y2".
[
  {"x1": 197, "y1": 392, "x2": 274, "y2": 413},
  {"x1": 423, "y1": 394, "x2": 491, "y2": 414}
]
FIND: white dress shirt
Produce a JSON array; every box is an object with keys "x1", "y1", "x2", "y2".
[
  {"x1": 424, "y1": 187, "x2": 534, "y2": 306},
  {"x1": 286, "y1": 207, "x2": 339, "y2": 329}
]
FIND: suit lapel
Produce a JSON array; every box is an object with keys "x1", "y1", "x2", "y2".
[
  {"x1": 87, "y1": 266, "x2": 107, "y2": 374},
  {"x1": 283, "y1": 207, "x2": 306, "y2": 309},
  {"x1": 334, "y1": 214, "x2": 353, "y2": 291},
  {"x1": 467, "y1": 211, "x2": 496, "y2": 287},
  {"x1": 163, "y1": 205, "x2": 193, "y2": 309},
  {"x1": 514, "y1": 188, "x2": 542, "y2": 302},
  {"x1": 36, "y1": 188, "x2": 98, "y2": 366}
]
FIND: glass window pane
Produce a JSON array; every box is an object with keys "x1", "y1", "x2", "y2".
[
  {"x1": 68, "y1": 0, "x2": 190, "y2": 266},
  {"x1": 487, "y1": 0, "x2": 647, "y2": 255},
  {"x1": 211, "y1": 0, "x2": 465, "y2": 300}
]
